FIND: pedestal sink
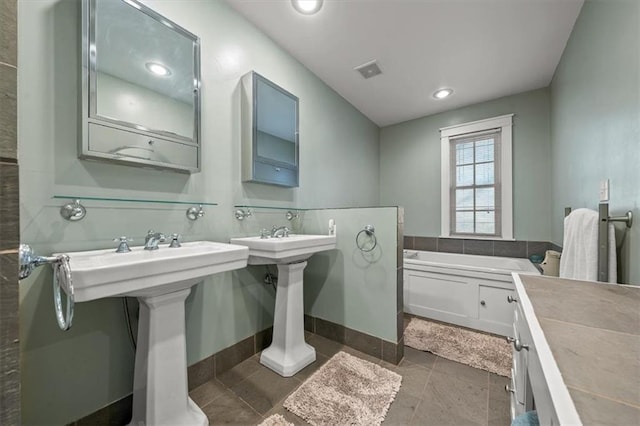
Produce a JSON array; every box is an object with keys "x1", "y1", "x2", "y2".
[
  {"x1": 229, "y1": 234, "x2": 336, "y2": 376},
  {"x1": 63, "y1": 241, "x2": 249, "y2": 426}
]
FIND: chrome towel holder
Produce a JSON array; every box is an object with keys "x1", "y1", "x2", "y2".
[
  {"x1": 19, "y1": 244, "x2": 74, "y2": 331},
  {"x1": 609, "y1": 211, "x2": 633, "y2": 228},
  {"x1": 356, "y1": 225, "x2": 377, "y2": 252},
  {"x1": 564, "y1": 203, "x2": 634, "y2": 282}
]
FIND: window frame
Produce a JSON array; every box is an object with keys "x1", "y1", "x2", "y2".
[
  {"x1": 450, "y1": 131, "x2": 502, "y2": 237},
  {"x1": 440, "y1": 114, "x2": 514, "y2": 240}
]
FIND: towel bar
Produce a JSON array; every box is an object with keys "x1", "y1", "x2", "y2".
[
  {"x1": 607, "y1": 211, "x2": 633, "y2": 228},
  {"x1": 564, "y1": 203, "x2": 633, "y2": 283}
]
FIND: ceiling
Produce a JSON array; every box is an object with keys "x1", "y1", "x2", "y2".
[{"x1": 224, "y1": 0, "x2": 584, "y2": 127}]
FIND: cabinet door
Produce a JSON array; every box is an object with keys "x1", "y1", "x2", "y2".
[
  {"x1": 241, "y1": 71, "x2": 299, "y2": 187},
  {"x1": 478, "y1": 285, "x2": 514, "y2": 327},
  {"x1": 255, "y1": 77, "x2": 297, "y2": 168},
  {"x1": 512, "y1": 307, "x2": 528, "y2": 406},
  {"x1": 405, "y1": 271, "x2": 477, "y2": 320}
]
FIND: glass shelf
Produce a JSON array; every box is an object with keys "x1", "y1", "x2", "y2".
[
  {"x1": 233, "y1": 205, "x2": 306, "y2": 211},
  {"x1": 54, "y1": 195, "x2": 217, "y2": 206},
  {"x1": 54, "y1": 195, "x2": 214, "y2": 222},
  {"x1": 233, "y1": 205, "x2": 305, "y2": 221}
]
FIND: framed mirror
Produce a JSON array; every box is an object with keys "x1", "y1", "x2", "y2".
[{"x1": 80, "y1": 0, "x2": 201, "y2": 173}]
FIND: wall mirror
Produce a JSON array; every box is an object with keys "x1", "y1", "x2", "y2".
[
  {"x1": 80, "y1": 0, "x2": 201, "y2": 173},
  {"x1": 241, "y1": 72, "x2": 299, "y2": 187}
]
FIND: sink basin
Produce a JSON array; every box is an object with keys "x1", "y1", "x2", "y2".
[
  {"x1": 229, "y1": 234, "x2": 336, "y2": 377},
  {"x1": 229, "y1": 234, "x2": 336, "y2": 264},
  {"x1": 61, "y1": 241, "x2": 249, "y2": 426},
  {"x1": 64, "y1": 241, "x2": 249, "y2": 301}
]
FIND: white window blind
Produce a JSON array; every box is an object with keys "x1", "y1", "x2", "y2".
[{"x1": 449, "y1": 129, "x2": 502, "y2": 237}]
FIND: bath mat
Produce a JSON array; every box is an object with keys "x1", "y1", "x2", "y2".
[
  {"x1": 258, "y1": 414, "x2": 294, "y2": 426},
  {"x1": 404, "y1": 317, "x2": 512, "y2": 377},
  {"x1": 283, "y1": 351, "x2": 402, "y2": 426}
]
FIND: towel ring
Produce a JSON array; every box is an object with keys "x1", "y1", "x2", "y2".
[
  {"x1": 356, "y1": 225, "x2": 377, "y2": 252},
  {"x1": 52, "y1": 255, "x2": 74, "y2": 331},
  {"x1": 19, "y1": 245, "x2": 74, "y2": 330}
]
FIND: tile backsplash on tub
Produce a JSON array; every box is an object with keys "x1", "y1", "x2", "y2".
[{"x1": 404, "y1": 236, "x2": 554, "y2": 259}]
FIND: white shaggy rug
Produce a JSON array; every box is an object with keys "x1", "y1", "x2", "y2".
[
  {"x1": 283, "y1": 351, "x2": 402, "y2": 426},
  {"x1": 258, "y1": 414, "x2": 294, "y2": 426},
  {"x1": 404, "y1": 317, "x2": 512, "y2": 377}
]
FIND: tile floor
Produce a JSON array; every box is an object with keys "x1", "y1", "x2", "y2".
[{"x1": 190, "y1": 331, "x2": 511, "y2": 425}]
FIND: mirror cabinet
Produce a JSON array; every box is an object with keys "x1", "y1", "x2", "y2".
[
  {"x1": 80, "y1": 0, "x2": 201, "y2": 173},
  {"x1": 241, "y1": 72, "x2": 299, "y2": 187}
]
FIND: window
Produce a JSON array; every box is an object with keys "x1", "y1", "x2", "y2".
[
  {"x1": 451, "y1": 131, "x2": 501, "y2": 236},
  {"x1": 440, "y1": 115, "x2": 513, "y2": 240}
]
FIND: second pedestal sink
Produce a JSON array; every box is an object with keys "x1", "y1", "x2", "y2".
[
  {"x1": 62, "y1": 241, "x2": 249, "y2": 426},
  {"x1": 230, "y1": 234, "x2": 336, "y2": 377}
]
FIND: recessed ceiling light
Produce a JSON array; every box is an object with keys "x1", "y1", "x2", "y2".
[
  {"x1": 433, "y1": 88, "x2": 453, "y2": 99},
  {"x1": 291, "y1": 0, "x2": 323, "y2": 15},
  {"x1": 145, "y1": 62, "x2": 171, "y2": 77}
]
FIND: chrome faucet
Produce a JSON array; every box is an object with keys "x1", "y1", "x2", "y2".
[
  {"x1": 144, "y1": 230, "x2": 166, "y2": 250},
  {"x1": 271, "y1": 226, "x2": 290, "y2": 238}
]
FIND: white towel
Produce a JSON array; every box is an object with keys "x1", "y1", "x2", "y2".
[{"x1": 559, "y1": 208, "x2": 617, "y2": 282}]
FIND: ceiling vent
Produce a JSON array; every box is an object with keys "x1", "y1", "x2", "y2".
[{"x1": 354, "y1": 60, "x2": 382, "y2": 79}]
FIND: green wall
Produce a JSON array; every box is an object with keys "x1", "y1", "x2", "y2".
[
  {"x1": 379, "y1": 88, "x2": 552, "y2": 241},
  {"x1": 302, "y1": 208, "x2": 399, "y2": 343},
  {"x1": 17, "y1": 0, "x2": 380, "y2": 424},
  {"x1": 550, "y1": 0, "x2": 639, "y2": 284}
]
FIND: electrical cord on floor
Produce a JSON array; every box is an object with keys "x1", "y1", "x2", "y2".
[
  {"x1": 265, "y1": 265, "x2": 277, "y2": 291},
  {"x1": 123, "y1": 297, "x2": 137, "y2": 351}
]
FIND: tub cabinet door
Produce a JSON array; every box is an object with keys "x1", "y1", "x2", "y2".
[
  {"x1": 478, "y1": 285, "x2": 515, "y2": 336},
  {"x1": 404, "y1": 271, "x2": 477, "y2": 323}
]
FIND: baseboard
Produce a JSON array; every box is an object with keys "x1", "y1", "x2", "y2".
[{"x1": 304, "y1": 314, "x2": 404, "y2": 365}]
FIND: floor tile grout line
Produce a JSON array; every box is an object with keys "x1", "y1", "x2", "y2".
[
  {"x1": 225, "y1": 385, "x2": 269, "y2": 420},
  {"x1": 219, "y1": 358, "x2": 263, "y2": 390},
  {"x1": 227, "y1": 368, "x2": 303, "y2": 417},
  {"x1": 262, "y1": 376, "x2": 304, "y2": 419},
  {"x1": 407, "y1": 354, "x2": 437, "y2": 424},
  {"x1": 433, "y1": 355, "x2": 495, "y2": 389},
  {"x1": 191, "y1": 379, "x2": 228, "y2": 410},
  {"x1": 240, "y1": 395, "x2": 265, "y2": 419},
  {"x1": 402, "y1": 348, "x2": 437, "y2": 371},
  {"x1": 198, "y1": 359, "x2": 266, "y2": 416},
  {"x1": 408, "y1": 398, "x2": 422, "y2": 425},
  {"x1": 486, "y1": 371, "x2": 491, "y2": 426}
]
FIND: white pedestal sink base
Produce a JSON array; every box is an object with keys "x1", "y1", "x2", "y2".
[
  {"x1": 260, "y1": 261, "x2": 316, "y2": 377},
  {"x1": 55, "y1": 241, "x2": 250, "y2": 426},
  {"x1": 130, "y1": 288, "x2": 208, "y2": 426}
]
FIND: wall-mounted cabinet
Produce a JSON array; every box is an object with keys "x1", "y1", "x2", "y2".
[
  {"x1": 80, "y1": 0, "x2": 201, "y2": 173},
  {"x1": 241, "y1": 71, "x2": 299, "y2": 187}
]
